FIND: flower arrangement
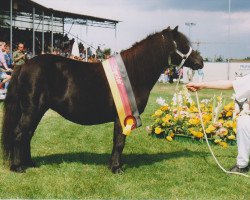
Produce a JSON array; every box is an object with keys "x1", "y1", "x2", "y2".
[{"x1": 148, "y1": 87, "x2": 237, "y2": 147}]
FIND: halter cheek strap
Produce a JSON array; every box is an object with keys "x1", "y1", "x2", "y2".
[{"x1": 172, "y1": 41, "x2": 193, "y2": 70}]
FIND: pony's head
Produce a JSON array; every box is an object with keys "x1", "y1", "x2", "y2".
[{"x1": 162, "y1": 26, "x2": 203, "y2": 70}]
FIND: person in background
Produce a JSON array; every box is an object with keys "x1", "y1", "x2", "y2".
[
  {"x1": 0, "y1": 41, "x2": 12, "y2": 91},
  {"x1": 186, "y1": 75, "x2": 250, "y2": 174},
  {"x1": 13, "y1": 43, "x2": 26, "y2": 66},
  {"x1": 197, "y1": 68, "x2": 204, "y2": 83},
  {"x1": 4, "y1": 44, "x2": 14, "y2": 69},
  {"x1": 96, "y1": 46, "x2": 103, "y2": 59}
]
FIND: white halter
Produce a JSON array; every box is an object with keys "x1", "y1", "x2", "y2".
[
  {"x1": 161, "y1": 34, "x2": 193, "y2": 70},
  {"x1": 173, "y1": 41, "x2": 193, "y2": 70}
]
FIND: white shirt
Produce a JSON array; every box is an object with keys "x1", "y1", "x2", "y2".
[
  {"x1": 233, "y1": 74, "x2": 250, "y2": 115},
  {"x1": 232, "y1": 74, "x2": 250, "y2": 100}
]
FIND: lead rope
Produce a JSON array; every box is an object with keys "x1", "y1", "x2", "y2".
[
  {"x1": 168, "y1": 40, "x2": 249, "y2": 177},
  {"x1": 195, "y1": 91, "x2": 250, "y2": 178}
]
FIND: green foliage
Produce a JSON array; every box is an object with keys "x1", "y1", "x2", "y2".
[
  {"x1": 103, "y1": 48, "x2": 111, "y2": 56},
  {"x1": 0, "y1": 84, "x2": 249, "y2": 199}
]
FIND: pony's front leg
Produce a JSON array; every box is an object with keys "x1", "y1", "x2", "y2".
[{"x1": 110, "y1": 118, "x2": 126, "y2": 174}]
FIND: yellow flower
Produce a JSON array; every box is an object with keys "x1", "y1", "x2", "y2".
[
  {"x1": 228, "y1": 135, "x2": 236, "y2": 140},
  {"x1": 224, "y1": 121, "x2": 233, "y2": 128},
  {"x1": 166, "y1": 136, "x2": 173, "y2": 141},
  {"x1": 188, "y1": 118, "x2": 200, "y2": 125},
  {"x1": 154, "y1": 127, "x2": 162, "y2": 134},
  {"x1": 214, "y1": 139, "x2": 222, "y2": 143},
  {"x1": 200, "y1": 103, "x2": 205, "y2": 108},
  {"x1": 160, "y1": 106, "x2": 169, "y2": 111},
  {"x1": 222, "y1": 128, "x2": 228, "y2": 136},
  {"x1": 190, "y1": 130, "x2": 197, "y2": 137},
  {"x1": 189, "y1": 106, "x2": 199, "y2": 113},
  {"x1": 196, "y1": 132, "x2": 204, "y2": 138},
  {"x1": 219, "y1": 141, "x2": 228, "y2": 148},
  {"x1": 232, "y1": 121, "x2": 237, "y2": 129},
  {"x1": 224, "y1": 102, "x2": 234, "y2": 111},
  {"x1": 226, "y1": 111, "x2": 233, "y2": 117},
  {"x1": 217, "y1": 96, "x2": 222, "y2": 102},
  {"x1": 202, "y1": 114, "x2": 212, "y2": 123},
  {"x1": 169, "y1": 132, "x2": 175, "y2": 138},
  {"x1": 205, "y1": 124, "x2": 216, "y2": 134},
  {"x1": 218, "y1": 119, "x2": 224, "y2": 123},
  {"x1": 162, "y1": 114, "x2": 172, "y2": 123},
  {"x1": 155, "y1": 110, "x2": 163, "y2": 117},
  {"x1": 205, "y1": 128, "x2": 211, "y2": 134}
]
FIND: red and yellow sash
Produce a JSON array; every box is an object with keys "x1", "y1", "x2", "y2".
[{"x1": 102, "y1": 54, "x2": 142, "y2": 135}]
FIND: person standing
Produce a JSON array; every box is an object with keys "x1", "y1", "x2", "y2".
[
  {"x1": 197, "y1": 68, "x2": 204, "y2": 83},
  {"x1": 186, "y1": 75, "x2": 250, "y2": 173},
  {"x1": 13, "y1": 43, "x2": 26, "y2": 66}
]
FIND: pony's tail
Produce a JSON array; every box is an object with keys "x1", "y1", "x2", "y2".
[{"x1": 1, "y1": 66, "x2": 22, "y2": 164}]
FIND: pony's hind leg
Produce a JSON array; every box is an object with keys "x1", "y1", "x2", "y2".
[
  {"x1": 10, "y1": 109, "x2": 45, "y2": 172},
  {"x1": 110, "y1": 117, "x2": 126, "y2": 174}
]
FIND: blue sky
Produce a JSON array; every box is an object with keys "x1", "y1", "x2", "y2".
[{"x1": 34, "y1": 0, "x2": 250, "y2": 59}]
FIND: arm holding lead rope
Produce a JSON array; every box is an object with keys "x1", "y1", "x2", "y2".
[{"x1": 186, "y1": 80, "x2": 233, "y2": 92}]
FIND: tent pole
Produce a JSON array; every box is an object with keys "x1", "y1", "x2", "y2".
[
  {"x1": 10, "y1": 0, "x2": 13, "y2": 55},
  {"x1": 32, "y1": 7, "x2": 35, "y2": 56}
]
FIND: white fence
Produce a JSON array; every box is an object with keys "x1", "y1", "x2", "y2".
[{"x1": 183, "y1": 62, "x2": 250, "y2": 83}]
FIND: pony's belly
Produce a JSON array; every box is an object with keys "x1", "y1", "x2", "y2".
[{"x1": 52, "y1": 106, "x2": 116, "y2": 125}]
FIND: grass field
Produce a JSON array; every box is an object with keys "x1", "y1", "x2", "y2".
[{"x1": 0, "y1": 83, "x2": 249, "y2": 199}]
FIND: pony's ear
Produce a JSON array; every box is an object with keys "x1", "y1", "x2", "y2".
[
  {"x1": 173, "y1": 26, "x2": 178, "y2": 33},
  {"x1": 172, "y1": 26, "x2": 179, "y2": 37},
  {"x1": 162, "y1": 26, "x2": 171, "y2": 33}
]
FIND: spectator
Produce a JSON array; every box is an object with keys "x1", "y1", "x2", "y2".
[
  {"x1": 13, "y1": 43, "x2": 26, "y2": 66},
  {"x1": 197, "y1": 68, "x2": 204, "y2": 83},
  {"x1": 4, "y1": 44, "x2": 14, "y2": 69},
  {"x1": 96, "y1": 46, "x2": 103, "y2": 59},
  {"x1": 187, "y1": 68, "x2": 195, "y2": 82},
  {"x1": 0, "y1": 41, "x2": 12, "y2": 91}
]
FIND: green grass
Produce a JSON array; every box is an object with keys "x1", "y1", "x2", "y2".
[{"x1": 0, "y1": 83, "x2": 249, "y2": 199}]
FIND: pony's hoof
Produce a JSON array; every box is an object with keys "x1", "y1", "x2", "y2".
[
  {"x1": 110, "y1": 165, "x2": 124, "y2": 174},
  {"x1": 10, "y1": 165, "x2": 26, "y2": 173},
  {"x1": 113, "y1": 168, "x2": 124, "y2": 174},
  {"x1": 25, "y1": 160, "x2": 36, "y2": 168}
]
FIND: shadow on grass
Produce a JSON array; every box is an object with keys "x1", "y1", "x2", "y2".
[{"x1": 33, "y1": 149, "x2": 210, "y2": 169}]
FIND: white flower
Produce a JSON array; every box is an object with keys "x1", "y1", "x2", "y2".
[
  {"x1": 231, "y1": 94, "x2": 236, "y2": 100},
  {"x1": 172, "y1": 93, "x2": 177, "y2": 106},
  {"x1": 180, "y1": 111, "x2": 189, "y2": 117},
  {"x1": 201, "y1": 99, "x2": 211, "y2": 104},
  {"x1": 156, "y1": 97, "x2": 166, "y2": 106}
]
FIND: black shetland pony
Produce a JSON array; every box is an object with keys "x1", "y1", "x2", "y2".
[{"x1": 2, "y1": 26, "x2": 203, "y2": 173}]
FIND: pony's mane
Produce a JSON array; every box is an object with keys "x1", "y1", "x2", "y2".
[
  {"x1": 176, "y1": 31, "x2": 191, "y2": 47},
  {"x1": 122, "y1": 31, "x2": 163, "y2": 53},
  {"x1": 123, "y1": 27, "x2": 191, "y2": 52}
]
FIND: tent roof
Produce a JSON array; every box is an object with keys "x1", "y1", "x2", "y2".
[{"x1": 1, "y1": 0, "x2": 119, "y2": 26}]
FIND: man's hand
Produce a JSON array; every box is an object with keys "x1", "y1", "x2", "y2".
[{"x1": 186, "y1": 82, "x2": 204, "y2": 92}]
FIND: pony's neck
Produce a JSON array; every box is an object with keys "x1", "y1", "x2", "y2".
[{"x1": 121, "y1": 33, "x2": 169, "y2": 91}]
